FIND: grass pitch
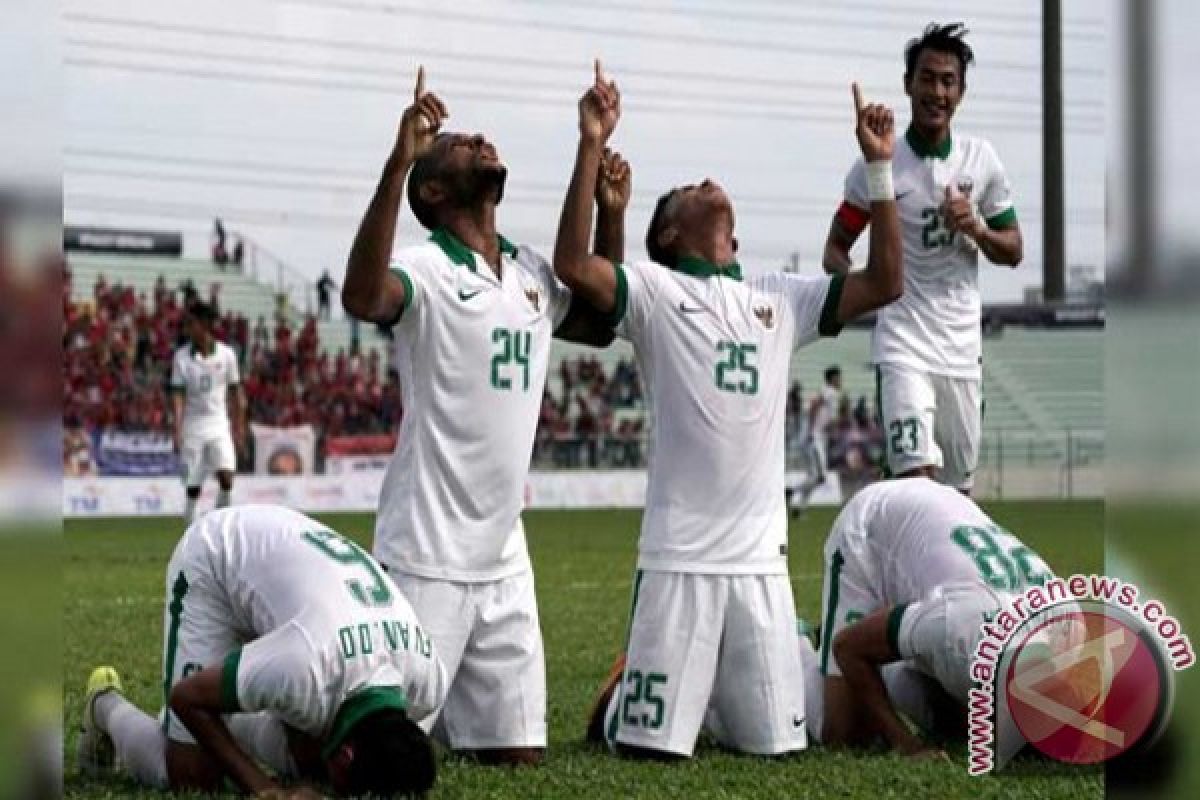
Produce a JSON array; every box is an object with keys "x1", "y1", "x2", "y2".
[{"x1": 65, "y1": 501, "x2": 1104, "y2": 799}]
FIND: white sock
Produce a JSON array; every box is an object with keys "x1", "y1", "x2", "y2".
[
  {"x1": 797, "y1": 634, "x2": 825, "y2": 743},
  {"x1": 226, "y1": 712, "x2": 296, "y2": 778},
  {"x1": 95, "y1": 693, "x2": 168, "y2": 790},
  {"x1": 183, "y1": 495, "x2": 198, "y2": 523},
  {"x1": 216, "y1": 489, "x2": 232, "y2": 509}
]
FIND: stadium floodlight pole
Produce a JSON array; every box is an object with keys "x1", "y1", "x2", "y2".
[
  {"x1": 1042, "y1": 0, "x2": 1066, "y2": 304},
  {"x1": 1127, "y1": 0, "x2": 1155, "y2": 295}
]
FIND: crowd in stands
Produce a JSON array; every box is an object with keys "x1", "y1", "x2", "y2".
[
  {"x1": 63, "y1": 266, "x2": 882, "y2": 480},
  {"x1": 62, "y1": 268, "x2": 401, "y2": 469},
  {"x1": 534, "y1": 355, "x2": 646, "y2": 468}
]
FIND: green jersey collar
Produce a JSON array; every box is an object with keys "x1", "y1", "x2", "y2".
[
  {"x1": 675, "y1": 255, "x2": 743, "y2": 282},
  {"x1": 430, "y1": 227, "x2": 518, "y2": 272},
  {"x1": 905, "y1": 125, "x2": 953, "y2": 161},
  {"x1": 321, "y1": 686, "x2": 408, "y2": 760}
]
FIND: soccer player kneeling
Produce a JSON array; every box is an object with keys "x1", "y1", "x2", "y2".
[{"x1": 77, "y1": 505, "x2": 447, "y2": 797}]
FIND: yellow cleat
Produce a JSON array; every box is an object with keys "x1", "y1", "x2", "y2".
[{"x1": 77, "y1": 666, "x2": 123, "y2": 777}]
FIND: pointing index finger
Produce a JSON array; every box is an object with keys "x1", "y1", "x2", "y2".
[
  {"x1": 851, "y1": 82, "x2": 865, "y2": 115},
  {"x1": 415, "y1": 65, "x2": 426, "y2": 101},
  {"x1": 594, "y1": 58, "x2": 605, "y2": 86}
]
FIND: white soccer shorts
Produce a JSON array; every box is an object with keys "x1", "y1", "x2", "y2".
[
  {"x1": 818, "y1": 518, "x2": 884, "y2": 678},
  {"x1": 180, "y1": 430, "x2": 236, "y2": 488},
  {"x1": 388, "y1": 569, "x2": 547, "y2": 749},
  {"x1": 896, "y1": 584, "x2": 1007, "y2": 705},
  {"x1": 877, "y1": 364, "x2": 982, "y2": 490},
  {"x1": 159, "y1": 530, "x2": 242, "y2": 744},
  {"x1": 603, "y1": 570, "x2": 807, "y2": 756}
]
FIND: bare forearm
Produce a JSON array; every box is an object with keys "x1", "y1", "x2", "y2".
[
  {"x1": 864, "y1": 199, "x2": 902, "y2": 299},
  {"x1": 973, "y1": 226, "x2": 1022, "y2": 267},
  {"x1": 594, "y1": 207, "x2": 625, "y2": 265},
  {"x1": 344, "y1": 154, "x2": 410, "y2": 320},
  {"x1": 176, "y1": 708, "x2": 276, "y2": 794},
  {"x1": 839, "y1": 654, "x2": 920, "y2": 752},
  {"x1": 554, "y1": 138, "x2": 605, "y2": 283}
]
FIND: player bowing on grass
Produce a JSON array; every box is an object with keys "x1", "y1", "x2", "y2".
[
  {"x1": 341, "y1": 67, "x2": 623, "y2": 766},
  {"x1": 171, "y1": 301, "x2": 246, "y2": 523},
  {"x1": 813, "y1": 477, "x2": 1055, "y2": 759},
  {"x1": 559, "y1": 62, "x2": 903, "y2": 759},
  {"x1": 77, "y1": 505, "x2": 446, "y2": 797},
  {"x1": 823, "y1": 22, "x2": 1023, "y2": 493}
]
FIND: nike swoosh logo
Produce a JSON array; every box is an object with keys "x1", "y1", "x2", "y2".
[
  {"x1": 895, "y1": 189, "x2": 915, "y2": 200},
  {"x1": 458, "y1": 288, "x2": 484, "y2": 302},
  {"x1": 679, "y1": 302, "x2": 704, "y2": 314}
]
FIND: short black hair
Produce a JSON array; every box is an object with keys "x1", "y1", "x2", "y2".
[
  {"x1": 645, "y1": 189, "x2": 680, "y2": 268},
  {"x1": 824, "y1": 366, "x2": 841, "y2": 382},
  {"x1": 341, "y1": 709, "x2": 436, "y2": 797},
  {"x1": 904, "y1": 22, "x2": 974, "y2": 84},
  {"x1": 407, "y1": 135, "x2": 450, "y2": 231},
  {"x1": 188, "y1": 301, "x2": 217, "y2": 324}
]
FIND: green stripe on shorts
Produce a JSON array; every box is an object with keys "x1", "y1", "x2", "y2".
[
  {"x1": 161, "y1": 570, "x2": 190, "y2": 734},
  {"x1": 608, "y1": 569, "x2": 645, "y2": 744},
  {"x1": 819, "y1": 551, "x2": 844, "y2": 675}
]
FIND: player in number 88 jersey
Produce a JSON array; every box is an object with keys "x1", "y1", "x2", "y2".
[
  {"x1": 812, "y1": 477, "x2": 1054, "y2": 757},
  {"x1": 76, "y1": 505, "x2": 447, "y2": 797}
]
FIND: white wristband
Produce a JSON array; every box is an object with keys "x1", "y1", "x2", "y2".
[{"x1": 865, "y1": 160, "x2": 894, "y2": 203}]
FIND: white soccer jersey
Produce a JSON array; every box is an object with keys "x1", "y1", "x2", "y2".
[
  {"x1": 842, "y1": 127, "x2": 1017, "y2": 380},
  {"x1": 377, "y1": 229, "x2": 571, "y2": 581},
  {"x1": 613, "y1": 257, "x2": 844, "y2": 574},
  {"x1": 827, "y1": 477, "x2": 1053, "y2": 602},
  {"x1": 186, "y1": 506, "x2": 447, "y2": 742},
  {"x1": 171, "y1": 341, "x2": 240, "y2": 437}
]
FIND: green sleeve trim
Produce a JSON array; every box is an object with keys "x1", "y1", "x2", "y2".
[
  {"x1": 818, "y1": 274, "x2": 846, "y2": 337},
  {"x1": 886, "y1": 604, "x2": 909, "y2": 656},
  {"x1": 985, "y1": 207, "x2": 1018, "y2": 231},
  {"x1": 220, "y1": 648, "x2": 242, "y2": 712},
  {"x1": 386, "y1": 268, "x2": 415, "y2": 326},
  {"x1": 606, "y1": 261, "x2": 629, "y2": 327}
]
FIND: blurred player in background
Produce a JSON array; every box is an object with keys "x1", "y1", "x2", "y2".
[
  {"x1": 170, "y1": 301, "x2": 245, "y2": 523},
  {"x1": 341, "y1": 67, "x2": 621, "y2": 766},
  {"x1": 76, "y1": 505, "x2": 446, "y2": 797},
  {"x1": 812, "y1": 477, "x2": 1053, "y2": 758},
  {"x1": 789, "y1": 365, "x2": 844, "y2": 515},
  {"x1": 560, "y1": 63, "x2": 902, "y2": 758},
  {"x1": 823, "y1": 23, "x2": 1023, "y2": 493}
]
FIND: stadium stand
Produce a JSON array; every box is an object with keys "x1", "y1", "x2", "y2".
[{"x1": 63, "y1": 247, "x2": 1102, "y2": 488}]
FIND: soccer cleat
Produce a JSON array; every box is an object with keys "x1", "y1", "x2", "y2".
[
  {"x1": 77, "y1": 666, "x2": 123, "y2": 777},
  {"x1": 585, "y1": 653, "x2": 627, "y2": 745}
]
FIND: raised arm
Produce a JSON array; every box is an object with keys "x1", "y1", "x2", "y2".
[
  {"x1": 343, "y1": 66, "x2": 448, "y2": 324},
  {"x1": 594, "y1": 149, "x2": 630, "y2": 265},
  {"x1": 553, "y1": 60, "x2": 623, "y2": 315},
  {"x1": 835, "y1": 84, "x2": 903, "y2": 324},
  {"x1": 822, "y1": 217, "x2": 858, "y2": 276}
]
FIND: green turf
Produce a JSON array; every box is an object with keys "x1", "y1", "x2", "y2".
[{"x1": 64, "y1": 501, "x2": 1105, "y2": 799}]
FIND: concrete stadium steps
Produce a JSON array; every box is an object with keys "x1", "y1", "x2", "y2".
[
  {"x1": 549, "y1": 326, "x2": 1103, "y2": 440},
  {"x1": 68, "y1": 252, "x2": 387, "y2": 360}
]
